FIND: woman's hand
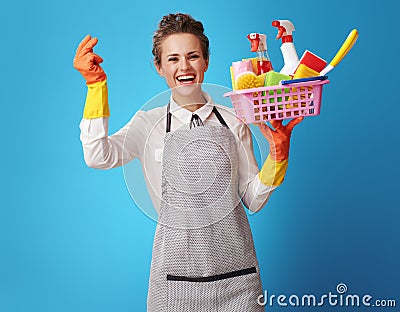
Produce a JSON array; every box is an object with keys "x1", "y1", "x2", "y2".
[
  {"x1": 257, "y1": 117, "x2": 304, "y2": 161},
  {"x1": 73, "y1": 35, "x2": 107, "y2": 84}
]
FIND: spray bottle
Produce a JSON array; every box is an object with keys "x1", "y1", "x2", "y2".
[
  {"x1": 247, "y1": 33, "x2": 273, "y2": 75},
  {"x1": 272, "y1": 20, "x2": 299, "y2": 76}
]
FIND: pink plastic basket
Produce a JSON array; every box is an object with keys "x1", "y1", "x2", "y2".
[{"x1": 223, "y1": 79, "x2": 329, "y2": 123}]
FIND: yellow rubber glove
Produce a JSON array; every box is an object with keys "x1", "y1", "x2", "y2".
[
  {"x1": 73, "y1": 35, "x2": 110, "y2": 119},
  {"x1": 257, "y1": 117, "x2": 303, "y2": 186},
  {"x1": 258, "y1": 155, "x2": 288, "y2": 186},
  {"x1": 83, "y1": 80, "x2": 110, "y2": 119}
]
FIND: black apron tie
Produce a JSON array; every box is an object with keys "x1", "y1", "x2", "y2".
[
  {"x1": 166, "y1": 103, "x2": 229, "y2": 133},
  {"x1": 190, "y1": 113, "x2": 204, "y2": 129}
]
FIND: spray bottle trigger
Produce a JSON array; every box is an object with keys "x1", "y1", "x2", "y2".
[
  {"x1": 247, "y1": 33, "x2": 260, "y2": 52},
  {"x1": 272, "y1": 21, "x2": 284, "y2": 39},
  {"x1": 277, "y1": 26, "x2": 285, "y2": 39}
]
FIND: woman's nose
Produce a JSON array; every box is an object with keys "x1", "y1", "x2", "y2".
[{"x1": 180, "y1": 57, "x2": 191, "y2": 70}]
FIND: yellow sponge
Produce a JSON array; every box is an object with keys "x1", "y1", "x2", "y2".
[
  {"x1": 230, "y1": 66, "x2": 236, "y2": 90},
  {"x1": 290, "y1": 64, "x2": 319, "y2": 109},
  {"x1": 256, "y1": 73, "x2": 267, "y2": 86}
]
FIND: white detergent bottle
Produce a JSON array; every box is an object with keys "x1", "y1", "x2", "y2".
[{"x1": 272, "y1": 20, "x2": 299, "y2": 76}]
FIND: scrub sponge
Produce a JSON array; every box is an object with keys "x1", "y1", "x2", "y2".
[
  {"x1": 265, "y1": 71, "x2": 292, "y2": 86},
  {"x1": 264, "y1": 71, "x2": 291, "y2": 105}
]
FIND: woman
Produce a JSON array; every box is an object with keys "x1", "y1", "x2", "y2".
[{"x1": 74, "y1": 13, "x2": 302, "y2": 312}]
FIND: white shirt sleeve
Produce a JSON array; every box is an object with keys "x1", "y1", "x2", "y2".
[
  {"x1": 236, "y1": 123, "x2": 277, "y2": 213},
  {"x1": 79, "y1": 111, "x2": 149, "y2": 169}
]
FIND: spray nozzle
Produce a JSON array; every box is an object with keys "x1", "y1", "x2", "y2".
[
  {"x1": 247, "y1": 33, "x2": 267, "y2": 52},
  {"x1": 272, "y1": 20, "x2": 295, "y2": 43}
]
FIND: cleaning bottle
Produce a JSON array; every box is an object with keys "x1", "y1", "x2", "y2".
[
  {"x1": 247, "y1": 33, "x2": 273, "y2": 75},
  {"x1": 272, "y1": 20, "x2": 299, "y2": 76}
]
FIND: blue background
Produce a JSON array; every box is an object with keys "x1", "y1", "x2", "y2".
[{"x1": 1, "y1": 0, "x2": 399, "y2": 311}]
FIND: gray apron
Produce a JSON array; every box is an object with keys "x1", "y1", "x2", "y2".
[{"x1": 147, "y1": 104, "x2": 264, "y2": 311}]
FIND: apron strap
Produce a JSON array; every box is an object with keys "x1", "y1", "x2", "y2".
[
  {"x1": 212, "y1": 106, "x2": 229, "y2": 129},
  {"x1": 166, "y1": 102, "x2": 172, "y2": 133},
  {"x1": 166, "y1": 103, "x2": 229, "y2": 133}
]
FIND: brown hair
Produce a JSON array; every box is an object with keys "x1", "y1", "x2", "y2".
[{"x1": 152, "y1": 13, "x2": 210, "y2": 66}]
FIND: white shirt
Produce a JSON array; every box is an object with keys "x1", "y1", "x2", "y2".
[{"x1": 79, "y1": 92, "x2": 276, "y2": 213}]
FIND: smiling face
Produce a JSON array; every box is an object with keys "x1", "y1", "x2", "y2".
[{"x1": 155, "y1": 33, "x2": 209, "y2": 105}]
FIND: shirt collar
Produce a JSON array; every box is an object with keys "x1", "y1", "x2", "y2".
[{"x1": 169, "y1": 92, "x2": 214, "y2": 124}]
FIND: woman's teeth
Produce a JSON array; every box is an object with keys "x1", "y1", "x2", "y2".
[{"x1": 177, "y1": 75, "x2": 195, "y2": 83}]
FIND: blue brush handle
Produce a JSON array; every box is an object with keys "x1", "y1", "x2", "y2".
[{"x1": 280, "y1": 76, "x2": 328, "y2": 85}]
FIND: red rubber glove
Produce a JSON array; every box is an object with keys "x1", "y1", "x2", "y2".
[
  {"x1": 257, "y1": 117, "x2": 303, "y2": 161},
  {"x1": 73, "y1": 35, "x2": 106, "y2": 84}
]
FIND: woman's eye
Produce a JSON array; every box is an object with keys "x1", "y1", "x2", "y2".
[
  {"x1": 168, "y1": 57, "x2": 178, "y2": 62},
  {"x1": 189, "y1": 55, "x2": 199, "y2": 59}
]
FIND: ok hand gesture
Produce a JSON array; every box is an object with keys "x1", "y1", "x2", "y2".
[{"x1": 73, "y1": 35, "x2": 107, "y2": 84}]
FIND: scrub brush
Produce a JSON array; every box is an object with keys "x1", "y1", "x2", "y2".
[{"x1": 235, "y1": 72, "x2": 266, "y2": 90}]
